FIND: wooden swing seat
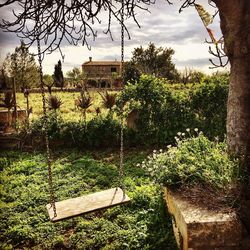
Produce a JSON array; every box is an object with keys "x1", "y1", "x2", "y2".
[{"x1": 46, "y1": 187, "x2": 130, "y2": 222}]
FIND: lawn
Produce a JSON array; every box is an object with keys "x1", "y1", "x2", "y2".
[{"x1": 0, "y1": 149, "x2": 177, "y2": 250}]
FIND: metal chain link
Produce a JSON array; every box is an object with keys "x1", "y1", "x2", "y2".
[
  {"x1": 119, "y1": 0, "x2": 125, "y2": 196},
  {"x1": 37, "y1": 36, "x2": 57, "y2": 218}
]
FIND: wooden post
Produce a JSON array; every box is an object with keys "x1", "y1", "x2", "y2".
[
  {"x1": 12, "y1": 77, "x2": 17, "y2": 130},
  {"x1": 25, "y1": 88, "x2": 30, "y2": 128}
]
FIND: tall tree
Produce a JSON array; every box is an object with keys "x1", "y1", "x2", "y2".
[
  {"x1": 0, "y1": 62, "x2": 8, "y2": 89},
  {"x1": 53, "y1": 60, "x2": 64, "y2": 88},
  {"x1": 43, "y1": 74, "x2": 54, "y2": 94},
  {"x1": 66, "y1": 67, "x2": 86, "y2": 88},
  {"x1": 131, "y1": 42, "x2": 179, "y2": 80},
  {"x1": 124, "y1": 61, "x2": 141, "y2": 84},
  {"x1": 3, "y1": 41, "x2": 39, "y2": 90}
]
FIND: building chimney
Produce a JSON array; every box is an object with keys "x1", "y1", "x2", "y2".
[{"x1": 89, "y1": 57, "x2": 92, "y2": 62}]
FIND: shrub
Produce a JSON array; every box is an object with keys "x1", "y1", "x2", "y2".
[
  {"x1": 25, "y1": 74, "x2": 229, "y2": 149},
  {"x1": 46, "y1": 95, "x2": 63, "y2": 111},
  {"x1": 141, "y1": 130, "x2": 241, "y2": 190},
  {"x1": 118, "y1": 75, "x2": 195, "y2": 145},
  {"x1": 30, "y1": 116, "x2": 121, "y2": 149},
  {"x1": 30, "y1": 111, "x2": 64, "y2": 139},
  {"x1": 118, "y1": 74, "x2": 228, "y2": 146},
  {"x1": 191, "y1": 79, "x2": 228, "y2": 139}
]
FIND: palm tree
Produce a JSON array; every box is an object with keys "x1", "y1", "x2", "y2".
[
  {"x1": 47, "y1": 95, "x2": 63, "y2": 112},
  {"x1": 75, "y1": 91, "x2": 92, "y2": 128},
  {"x1": 99, "y1": 91, "x2": 117, "y2": 118}
]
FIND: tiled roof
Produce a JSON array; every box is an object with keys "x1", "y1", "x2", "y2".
[{"x1": 82, "y1": 61, "x2": 121, "y2": 66}]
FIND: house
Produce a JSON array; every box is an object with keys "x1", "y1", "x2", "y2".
[{"x1": 82, "y1": 57, "x2": 122, "y2": 88}]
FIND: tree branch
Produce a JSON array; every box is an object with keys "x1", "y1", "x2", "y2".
[{"x1": 0, "y1": 0, "x2": 161, "y2": 56}]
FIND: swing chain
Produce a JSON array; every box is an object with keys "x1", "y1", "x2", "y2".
[
  {"x1": 119, "y1": 0, "x2": 125, "y2": 194},
  {"x1": 36, "y1": 29, "x2": 57, "y2": 218}
]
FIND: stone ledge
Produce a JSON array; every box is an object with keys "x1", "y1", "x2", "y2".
[{"x1": 163, "y1": 187, "x2": 243, "y2": 250}]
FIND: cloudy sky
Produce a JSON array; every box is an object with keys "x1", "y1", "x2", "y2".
[{"x1": 0, "y1": 0, "x2": 229, "y2": 75}]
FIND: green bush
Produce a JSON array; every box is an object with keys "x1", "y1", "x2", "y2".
[
  {"x1": 29, "y1": 115, "x2": 121, "y2": 149},
  {"x1": 141, "y1": 130, "x2": 241, "y2": 190},
  {"x1": 191, "y1": 79, "x2": 228, "y2": 139},
  {"x1": 119, "y1": 75, "x2": 191, "y2": 145},
  {"x1": 27, "y1": 74, "x2": 229, "y2": 148},
  {"x1": 30, "y1": 111, "x2": 64, "y2": 139}
]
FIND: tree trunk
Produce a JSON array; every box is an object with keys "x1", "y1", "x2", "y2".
[
  {"x1": 214, "y1": 0, "x2": 250, "y2": 156},
  {"x1": 214, "y1": 0, "x2": 250, "y2": 231},
  {"x1": 227, "y1": 58, "x2": 250, "y2": 157}
]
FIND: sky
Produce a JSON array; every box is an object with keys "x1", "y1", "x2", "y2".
[{"x1": 0, "y1": 0, "x2": 229, "y2": 75}]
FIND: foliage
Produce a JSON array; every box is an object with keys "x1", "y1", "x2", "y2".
[
  {"x1": 124, "y1": 61, "x2": 141, "y2": 84},
  {"x1": 178, "y1": 67, "x2": 205, "y2": 84},
  {"x1": 47, "y1": 95, "x2": 63, "y2": 111},
  {"x1": 118, "y1": 75, "x2": 194, "y2": 145},
  {"x1": 29, "y1": 114, "x2": 120, "y2": 148},
  {"x1": 43, "y1": 74, "x2": 54, "y2": 94},
  {"x1": 75, "y1": 92, "x2": 93, "y2": 111},
  {"x1": 0, "y1": 91, "x2": 15, "y2": 109},
  {"x1": 0, "y1": 61, "x2": 9, "y2": 89},
  {"x1": 191, "y1": 78, "x2": 228, "y2": 139},
  {"x1": 131, "y1": 43, "x2": 179, "y2": 81},
  {"x1": 2, "y1": 40, "x2": 39, "y2": 90},
  {"x1": 16, "y1": 91, "x2": 108, "y2": 122},
  {"x1": 0, "y1": 150, "x2": 176, "y2": 250},
  {"x1": 75, "y1": 91, "x2": 93, "y2": 126},
  {"x1": 141, "y1": 131, "x2": 241, "y2": 190},
  {"x1": 17, "y1": 74, "x2": 229, "y2": 147},
  {"x1": 30, "y1": 112, "x2": 64, "y2": 139},
  {"x1": 117, "y1": 74, "x2": 228, "y2": 145},
  {"x1": 99, "y1": 91, "x2": 117, "y2": 118},
  {"x1": 66, "y1": 67, "x2": 86, "y2": 88},
  {"x1": 53, "y1": 60, "x2": 64, "y2": 88}
]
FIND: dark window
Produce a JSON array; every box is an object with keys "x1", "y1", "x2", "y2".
[{"x1": 111, "y1": 67, "x2": 117, "y2": 73}]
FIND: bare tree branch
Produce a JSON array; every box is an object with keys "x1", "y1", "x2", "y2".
[
  {"x1": 0, "y1": 0, "x2": 229, "y2": 69},
  {"x1": 0, "y1": 0, "x2": 159, "y2": 56}
]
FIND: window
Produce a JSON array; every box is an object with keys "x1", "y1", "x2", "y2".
[{"x1": 111, "y1": 67, "x2": 117, "y2": 73}]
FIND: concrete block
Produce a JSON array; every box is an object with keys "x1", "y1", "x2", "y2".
[{"x1": 164, "y1": 187, "x2": 243, "y2": 250}]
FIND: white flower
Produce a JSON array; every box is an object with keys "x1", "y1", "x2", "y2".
[
  {"x1": 194, "y1": 128, "x2": 199, "y2": 132},
  {"x1": 186, "y1": 128, "x2": 190, "y2": 132},
  {"x1": 167, "y1": 145, "x2": 172, "y2": 149},
  {"x1": 182, "y1": 133, "x2": 185, "y2": 136},
  {"x1": 177, "y1": 132, "x2": 181, "y2": 136},
  {"x1": 159, "y1": 149, "x2": 163, "y2": 153},
  {"x1": 153, "y1": 149, "x2": 157, "y2": 153}
]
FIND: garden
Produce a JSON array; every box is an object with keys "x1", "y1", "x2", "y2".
[
  {"x1": 1, "y1": 73, "x2": 245, "y2": 249},
  {"x1": 1, "y1": 0, "x2": 250, "y2": 249}
]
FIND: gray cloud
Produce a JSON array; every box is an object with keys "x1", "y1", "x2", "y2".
[
  {"x1": 0, "y1": 0, "x2": 222, "y2": 73},
  {"x1": 175, "y1": 57, "x2": 210, "y2": 67}
]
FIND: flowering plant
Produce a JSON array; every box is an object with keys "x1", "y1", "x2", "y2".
[{"x1": 141, "y1": 129, "x2": 241, "y2": 189}]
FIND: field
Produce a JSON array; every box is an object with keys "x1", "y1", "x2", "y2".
[
  {"x1": 0, "y1": 149, "x2": 177, "y2": 250},
  {"x1": 15, "y1": 90, "x2": 116, "y2": 122}
]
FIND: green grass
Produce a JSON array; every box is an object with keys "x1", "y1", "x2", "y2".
[
  {"x1": 0, "y1": 149, "x2": 177, "y2": 250},
  {"x1": 14, "y1": 90, "x2": 115, "y2": 122}
]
